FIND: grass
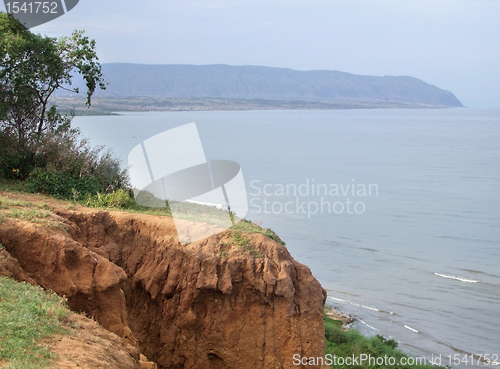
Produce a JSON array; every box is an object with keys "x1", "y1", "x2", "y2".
[
  {"x1": 0, "y1": 196, "x2": 35, "y2": 208},
  {"x1": 0, "y1": 277, "x2": 70, "y2": 368},
  {"x1": 231, "y1": 219, "x2": 285, "y2": 245},
  {"x1": 324, "y1": 313, "x2": 447, "y2": 369},
  {"x1": 0, "y1": 180, "x2": 26, "y2": 193},
  {"x1": 1, "y1": 208, "x2": 49, "y2": 222},
  {"x1": 218, "y1": 230, "x2": 264, "y2": 258},
  {"x1": 0, "y1": 179, "x2": 285, "y2": 243},
  {"x1": 0, "y1": 194, "x2": 63, "y2": 229}
]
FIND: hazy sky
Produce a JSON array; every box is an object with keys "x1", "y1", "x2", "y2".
[{"x1": 17, "y1": 0, "x2": 500, "y2": 107}]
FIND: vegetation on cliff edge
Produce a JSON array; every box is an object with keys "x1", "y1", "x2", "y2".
[
  {"x1": 324, "y1": 313, "x2": 447, "y2": 369},
  {"x1": 1, "y1": 13, "x2": 127, "y2": 194},
  {"x1": 0, "y1": 277, "x2": 72, "y2": 368}
]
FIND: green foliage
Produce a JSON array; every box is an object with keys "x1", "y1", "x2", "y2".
[
  {"x1": 25, "y1": 168, "x2": 101, "y2": 199},
  {"x1": 83, "y1": 189, "x2": 138, "y2": 209},
  {"x1": 324, "y1": 317, "x2": 348, "y2": 345},
  {"x1": 375, "y1": 334, "x2": 398, "y2": 349},
  {"x1": 134, "y1": 190, "x2": 168, "y2": 208},
  {"x1": 0, "y1": 12, "x2": 111, "y2": 184},
  {"x1": 324, "y1": 314, "x2": 439, "y2": 369},
  {"x1": 0, "y1": 13, "x2": 105, "y2": 119},
  {"x1": 0, "y1": 277, "x2": 70, "y2": 368}
]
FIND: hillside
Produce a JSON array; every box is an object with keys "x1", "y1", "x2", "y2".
[
  {"x1": 57, "y1": 63, "x2": 463, "y2": 109},
  {"x1": 0, "y1": 276, "x2": 155, "y2": 368}
]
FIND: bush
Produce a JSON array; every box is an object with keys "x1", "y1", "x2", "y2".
[
  {"x1": 84, "y1": 189, "x2": 138, "y2": 209},
  {"x1": 34, "y1": 124, "x2": 129, "y2": 190},
  {"x1": 1, "y1": 111, "x2": 128, "y2": 192},
  {"x1": 324, "y1": 316, "x2": 347, "y2": 344},
  {"x1": 25, "y1": 168, "x2": 102, "y2": 200},
  {"x1": 323, "y1": 314, "x2": 439, "y2": 368}
]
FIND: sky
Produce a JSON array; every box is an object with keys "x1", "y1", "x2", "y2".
[{"x1": 10, "y1": 0, "x2": 500, "y2": 107}]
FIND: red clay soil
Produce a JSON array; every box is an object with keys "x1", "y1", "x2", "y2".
[
  {"x1": 0, "y1": 193, "x2": 328, "y2": 369},
  {"x1": 49, "y1": 313, "x2": 156, "y2": 369}
]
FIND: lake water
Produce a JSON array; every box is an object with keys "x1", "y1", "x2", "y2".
[{"x1": 74, "y1": 108, "x2": 500, "y2": 366}]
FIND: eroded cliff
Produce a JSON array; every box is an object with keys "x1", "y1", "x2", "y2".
[{"x1": 0, "y1": 193, "x2": 327, "y2": 369}]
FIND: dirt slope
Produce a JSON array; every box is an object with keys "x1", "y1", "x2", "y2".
[
  {"x1": 0, "y1": 193, "x2": 327, "y2": 369},
  {"x1": 50, "y1": 313, "x2": 145, "y2": 369}
]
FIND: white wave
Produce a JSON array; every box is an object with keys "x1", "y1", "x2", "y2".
[
  {"x1": 435, "y1": 273, "x2": 479, "y2": 283},
  {"x1": 328, "y1": 297, "x2": 348, "y2": 303},
  {"x1": 361, "y1": 305, "x2": 379, "y2": 312},
  {"x1": 404, "y1": 325, "x2": 419, "y2": 333},
  {"x1": 328, "y1": 296, "x2": 380, "y2": 311},
  {"x1": 360, "y1": 320, "x2": 380, "y2": 332},
  {"x1": 184, "y1": 199, "x2": 225, "y2": 210}
]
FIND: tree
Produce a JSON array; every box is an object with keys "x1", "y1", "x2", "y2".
[{"x1": 0, "y1": 12, "x2": 106, "y2": 177}]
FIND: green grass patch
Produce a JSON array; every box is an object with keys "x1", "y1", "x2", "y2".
[
  {"x1": 0, "y1": 195, "x2": 62, "y2": 228},
  {"x1": 0, "y1": 198, "x2": 34, "y2": 208},
  {"x1": 3, "y1": 209, "x2": 49, "y2": 222},
  {"x1": 0, "y1": 179, "x2": 26, "y2": 193},
  {"x1": 219, "y1": 230, "x2": 264, "y2": 258},
  {"x1": 324, "y1": 313, "x2": 445, "y2": 368},
  {"x1": 0, "y1": 277, "x2": 70, "y2": 368},
  {"x1": 231, "y1": 219, "x2": 285, "y2": 245}
]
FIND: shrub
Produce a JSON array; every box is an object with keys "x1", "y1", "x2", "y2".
[
  {"x1": 84, "y1": 189, "x2": 138, "y2": 209},
  {"x1": 25, "y1": 168, "x2": 102, "y2": 199},
  {"x1": 323, "y1": 313, "x2": 440, "y2": 368},
  {"x1": 324, "y1": 315, "x2": 347, "y2": 345},
  {"x1": 34, "y1": 125, "x2": 128, "y2": 190},
  {"x1": 1, "y1": 112, "x2": 128, "y2": 192},
  {"x1": 74, "y1": 176, "x2": 103, "y2": 197}
]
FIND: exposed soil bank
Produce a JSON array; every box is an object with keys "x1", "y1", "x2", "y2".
[
  {"x1": 0, "y1": 195, "x2": 327, "y2": 369},
  {"x1": 51, "y1": 313, "x2": 149, "y2": 369}
]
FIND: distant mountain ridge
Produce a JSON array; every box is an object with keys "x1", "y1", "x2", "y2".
[{"x1": 65, "y1": 63, "x2": 463, "y2": 107}]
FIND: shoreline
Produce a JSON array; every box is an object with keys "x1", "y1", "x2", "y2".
[
  {"x1": 51, "y1": 96, "x2": 462, "y2": 116},
  {"x1": 324, "y1": 305, "x2": 356, "y2": 330}
]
